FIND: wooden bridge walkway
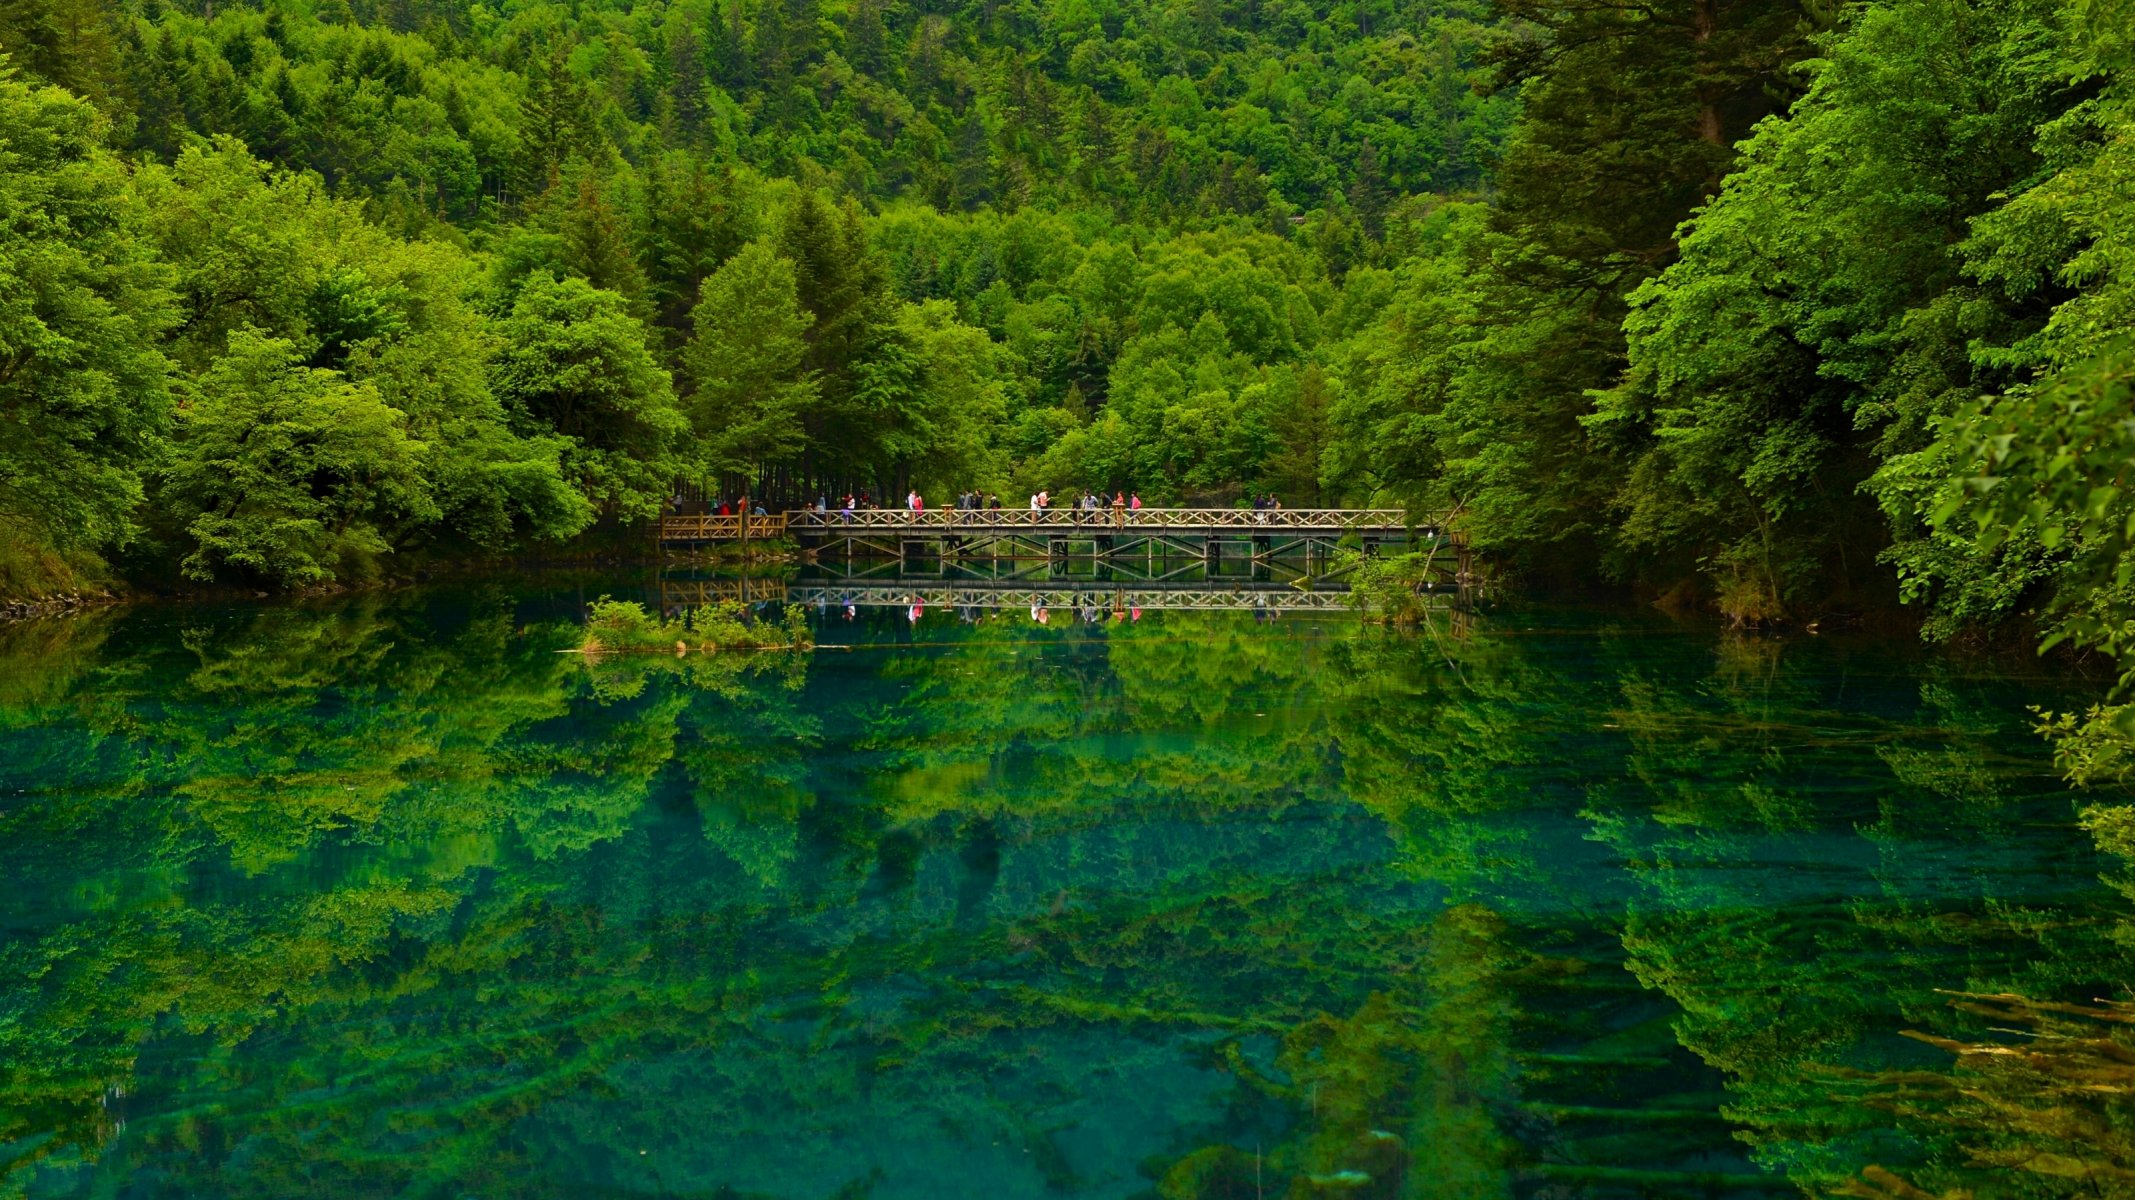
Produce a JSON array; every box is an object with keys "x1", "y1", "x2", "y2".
[{"x1": 660, "y1": 507, "x2": 1428, "y2": 540}]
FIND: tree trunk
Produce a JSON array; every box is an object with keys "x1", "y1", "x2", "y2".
[{"x1": 1692, "y1": 0, "x2": 1724, "y2": 148}]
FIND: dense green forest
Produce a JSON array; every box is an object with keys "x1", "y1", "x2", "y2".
[
  {"x1": 4, "y1": 0, "x2": 2135, "y2": 745},
  {"x1": 0, "y1": 0, "x2": 1514, "y2": 600}
]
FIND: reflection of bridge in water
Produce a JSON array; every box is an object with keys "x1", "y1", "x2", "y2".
[{"x1": 657, "y1": 569, "x2": 1467, "y2": 616}]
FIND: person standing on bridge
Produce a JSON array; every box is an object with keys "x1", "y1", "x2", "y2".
[
  {"x1": 1130, "y1": 492, "x2": 1142, "y2": 510},
  {"x1": 988, "y1": 493, "x2": 1001, "y2": 509}
]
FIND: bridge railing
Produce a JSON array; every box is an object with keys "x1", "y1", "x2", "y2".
[
  {"x1": 777, "y1": 507, "x2": 1430, "y2": 532},
  {"x1": 659, "y1": 507, "x2": 1454, "y2": 542},
  {"x1": 659, "y1": 513, "x2": 789, "y2": 541}
]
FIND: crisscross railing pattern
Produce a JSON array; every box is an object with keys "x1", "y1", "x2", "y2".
[
  {"x1": 779, "y1": 507, "x2": 1419, "y2": 531},
  {"x1": 658, "y1": 513, "x2": 790, "y2": 541},
  {"x1": 659, "y1": 507, "x2": 1442, "y2": 542}
]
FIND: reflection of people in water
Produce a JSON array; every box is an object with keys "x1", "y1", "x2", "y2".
[
  {"x1": 844, "y1": 604, "x2": 856, "y2": 621},
  {"x1": 909, "y1": 602, "x2": 923, "y2": 623},
  {"x1": 1031, "y1": 604, "x2": 1048, "y2": 624},
  {"x1": 1130, "y1": 606, "x2": 1142, "y2": 621}
]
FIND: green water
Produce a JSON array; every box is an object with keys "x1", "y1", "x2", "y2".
[{"x1": 1, "y1": 581, "x2": 2129, "y2": 1199}]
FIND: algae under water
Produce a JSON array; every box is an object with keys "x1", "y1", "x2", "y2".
[{"x1": 1, "y1": 579, "x2": 2130, "y2": 1198}]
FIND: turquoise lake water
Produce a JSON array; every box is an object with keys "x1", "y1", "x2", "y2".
[{"x1": 1, "y1": 578, "x2": 2128, "y2": 1198}]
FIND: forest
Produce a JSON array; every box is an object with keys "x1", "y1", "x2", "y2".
[{"x1": 2, "y1": 0, "x2": 2135, "y2": 743}]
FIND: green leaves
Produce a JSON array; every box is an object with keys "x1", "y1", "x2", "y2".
[
  {"x1": 683, "y1": 241, "x2": 817, "y2": 477},
  {"x1": 0, "y1": 73, "x2": 177, "y2": 557},
  {"x1": 492, "y1": 272, "x2": 688, "y2": 520},
  {"x1": 164, "y1": 330, "x2": 433, "y2": 586},
  {"x1": 1931, "y1": 341, "x2": 2135, "y2": 667}
]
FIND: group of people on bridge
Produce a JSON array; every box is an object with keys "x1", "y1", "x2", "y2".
[
  {"x1": 1025, "y1": 490, "x2": 1144, "y2": 514},
  {"x1": 797, "y1": 488, "x2": 1187, "y2": 521},
  {"x1": 685, "y1": 488, "x2": 1288, "y2": 519}
]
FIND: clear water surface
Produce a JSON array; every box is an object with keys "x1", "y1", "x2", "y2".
[{"x1": 1, "y1": 575, "x2": 2129, "y2": 1198}]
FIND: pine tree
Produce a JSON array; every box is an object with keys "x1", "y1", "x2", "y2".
[
  {"x1": 753, "y1": 0, "x2": 790, "y2": 98},
  {"x1": 846, "y1": 0, "x2": 889, "y2": 79},
  {"x1": 783, "y1": 0, "x2": 818, "y2": 68},
  {"x1": 667, "y1": 19, "x2": 706, "y2": 138},
  {"x1": 514, "y1": 48, "x2": 594, "y2": 203},
  {"x1": 777, "y1": 192, "x2": 888, "y2": 471},
  {"x1": 906, "y1": 17, "x2": 943, "y2": 100},
  {"x1": 1348, "y1": 139, "x2": 1388, "y2": 241},
  {"x1": 951, "y1": 109, "x2": 993, "y2": 211},
  {"x1": 722, "y1": 0, "x2": 751, "y2": 89},
  {"x1": 558, "y1": 172, "x2": 652, "y2": 316},
  {"x1": 0, "y1": 0, "x2": 124, "y2": 101},
  {"x1": 124, "y1": 23, "x2": 187, "y2": 159},
  {"x1": 643, "y1": 158, "x2": 749, "y2": 346}
]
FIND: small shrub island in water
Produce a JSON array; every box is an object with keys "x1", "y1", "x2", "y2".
[
  {"x1": 1339, "y1": 551, "x2": 1440, "y2": 625},
  {"x1": 580, "y1": 598, "x2": 812, "y2": 655}
]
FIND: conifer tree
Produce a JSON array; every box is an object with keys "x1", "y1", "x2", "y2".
[
  {"x1": 559, "y1": 171, "x2": 651, "y2": 313},
  {"x1": 1348, "y1": 139, "x2": 1388, "y2": 242},
  {"x1": 513, "y1": 48, "x2": 594, "y2": 203},
  {"x1": 846, "y1": 0, "x2": 890, "y2": 78},
  {"x1": 666, "y1": 18, "x2": 707, "y2": 137}
]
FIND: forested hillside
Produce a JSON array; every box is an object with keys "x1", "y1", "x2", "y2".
[
  {"x1": 0, "y1": 0, "x2": 1512, "y2": 594},
  {"x1": 5, "y1": 0, "x2": 2135, "y2": 757}
]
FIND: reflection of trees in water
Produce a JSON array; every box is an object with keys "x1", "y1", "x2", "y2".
[
  {"x1": 0, "y1": 590, "x2": 818, "y2": 1189},
  {"x1": 1828, "y1": 992, "x2": 2135, "y2": 1198},
  {"x1": 0, "y1": 601, "x2": 2126, "y2": 1197},
  {"x1": 1579, "y1": 634, "x2": 2135, "y2": 1197}
]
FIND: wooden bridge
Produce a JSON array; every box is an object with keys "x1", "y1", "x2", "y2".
[{"x1": 659, "y1": 507, "x2": 1466, "y2": 582}]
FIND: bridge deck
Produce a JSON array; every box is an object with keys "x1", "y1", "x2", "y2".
[{"x1": 659, "y1": 507, "x2": 1434, "y2": 543}]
